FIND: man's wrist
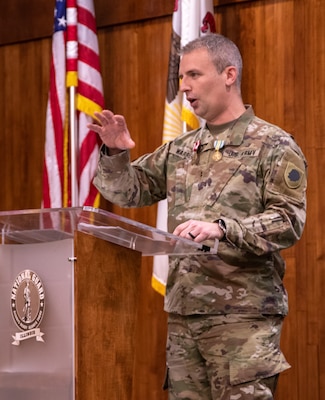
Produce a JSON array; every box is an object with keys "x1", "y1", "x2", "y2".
[
  {"x1": 102, "y1": 145, "x2": 123, "y2": 156},
  {"x1": 214, "y1": 219, "x2": 227, "y2": 241}
]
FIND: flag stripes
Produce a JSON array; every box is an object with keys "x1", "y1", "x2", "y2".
[
  {"x1": 43, "y1": 14, "x2": 66, "y2": 208},
  {"x1": 76, "y1": 0, "x2": 104, "y2": 207}
]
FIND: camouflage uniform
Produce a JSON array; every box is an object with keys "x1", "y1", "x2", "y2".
[{"x1": 94, "y1": 106, "x2": 307, "y2": 399}]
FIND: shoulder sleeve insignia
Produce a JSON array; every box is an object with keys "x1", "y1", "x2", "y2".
[{"x1": 284, "y1": 161, "x2": 304, "y2": 189}]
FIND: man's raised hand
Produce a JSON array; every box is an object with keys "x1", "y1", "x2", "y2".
[{"x1": 88, "y1": 110, "x2": 135, "y2": 150}]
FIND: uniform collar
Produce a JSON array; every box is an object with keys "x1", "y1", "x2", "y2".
[{"x1": 201, "y1": 105, "x2": 255, "y2": 148}]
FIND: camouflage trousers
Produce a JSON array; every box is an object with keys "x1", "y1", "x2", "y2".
[{"x1": 165, "y1": 313, "x2": 290, "y2": 400}]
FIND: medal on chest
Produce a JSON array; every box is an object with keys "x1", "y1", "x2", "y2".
[{"x1": 213, "y1": 140, "x2": 225, "y2": 161}]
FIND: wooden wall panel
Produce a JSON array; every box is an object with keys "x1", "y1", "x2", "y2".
[
  {"x1": 0, "y1": 0, "x2": 174, "y2": 46},
  {"x1": 303, "y1": 0, "x2": 325, "y2": 396},
  {"x1": 97, "y1": 18, "x2": 172, "y2": 228},
  {"x1": 0, "y1": 0, "x2": 324, "y2": 399},
  {"x1": 0, "y1": 40, "x2": 50, "y2": 211}
]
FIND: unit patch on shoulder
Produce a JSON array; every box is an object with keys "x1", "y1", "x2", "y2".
[{"x1": 284, "y1": 161, "x2": 304, "y2": 189}]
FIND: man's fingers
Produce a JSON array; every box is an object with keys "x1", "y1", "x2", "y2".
[
  {"x1": 91, "y1": 110, "x2": 114, "y2": 127},
  {"x1": 87, "y1": 122, "x2": 101, "y2": 134},
  {"x1": 88, "y1": 110, "x2": 136, "y2": 150}
]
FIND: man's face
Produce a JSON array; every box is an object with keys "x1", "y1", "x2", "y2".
[{"x1": 179, "y1": 48, "x2": 230, "y2": 124}]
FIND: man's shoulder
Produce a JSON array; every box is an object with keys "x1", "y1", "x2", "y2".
[
  {"x1": 247, "y1": 116, "x2": 298, "y2": 145},
  {"x1": 249, "y1": 115, "x2": 287, "y2": 134},
  {"x1": 247, "y1": 116, "x2": 306, "y2": 165}
]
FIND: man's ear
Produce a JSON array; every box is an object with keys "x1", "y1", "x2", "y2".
[{"x1": 224, "y1": 66, "x2": 237, "y2": 86}]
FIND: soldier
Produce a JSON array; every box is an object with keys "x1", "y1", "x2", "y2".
[{"x1": 88, "y1": 33, "x2": 307, "y2": 400}]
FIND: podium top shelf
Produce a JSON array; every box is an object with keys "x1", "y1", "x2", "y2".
[{"x1": 0, "y1": 207, "x2": 218, "y2": 256}]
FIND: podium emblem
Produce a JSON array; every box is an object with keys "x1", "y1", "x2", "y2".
[{"x1": 10, "y1": 270, "x2": 45, "y2": 345}]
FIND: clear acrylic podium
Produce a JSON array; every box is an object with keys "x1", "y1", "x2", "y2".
[{"x1": 0, "y1": 207, "x2": 218, "y2": 400}]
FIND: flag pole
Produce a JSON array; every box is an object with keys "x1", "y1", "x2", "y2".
[
  {"x1": 69, "y1": 86, "x2": 79, "y2": 207},
  {"x1": 66, "y1": 0, "x2": 79, "y2": 207}
]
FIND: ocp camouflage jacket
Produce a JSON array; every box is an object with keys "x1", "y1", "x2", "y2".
[{"x1": 94, "y1": 106, "x2": 307, "y2": 316}]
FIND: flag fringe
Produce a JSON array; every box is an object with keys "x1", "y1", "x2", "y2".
[
  {"x1": 66, "y1": 71, "x2": 78, "y2": 87},
  {"x1": 151, "y1": 275, "x2": 167, "y2": 296},
  {"x1": 181, "y1": 107, "x2": 200, "y2": 130},
  {"x1": 77, "y1": 93, "x2": 103, "y2": 116}
]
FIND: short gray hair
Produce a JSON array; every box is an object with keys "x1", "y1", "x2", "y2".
[{"x1": 180, "y1": 33, "x2": 243, "y2": 88}]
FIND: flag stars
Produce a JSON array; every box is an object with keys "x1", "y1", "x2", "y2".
[
  {"x1": 54, "y1": 0, "x2": 67, "y2": 32},
  {"x1": 57, "y1": 15, "x2": 67, "y2": 28}
]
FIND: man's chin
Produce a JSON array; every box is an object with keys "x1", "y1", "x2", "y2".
[{"x1": 190, "y1": 104, "x2": 200, "y2": 115}]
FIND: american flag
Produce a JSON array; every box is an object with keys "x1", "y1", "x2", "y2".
[{"x1": 42, "y1": 0, "x2": 105, "y2": 208}]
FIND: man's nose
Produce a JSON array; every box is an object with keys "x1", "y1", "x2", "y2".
[{"x1": 179, "y1": 78, "x2": 189, "y2": 92}]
